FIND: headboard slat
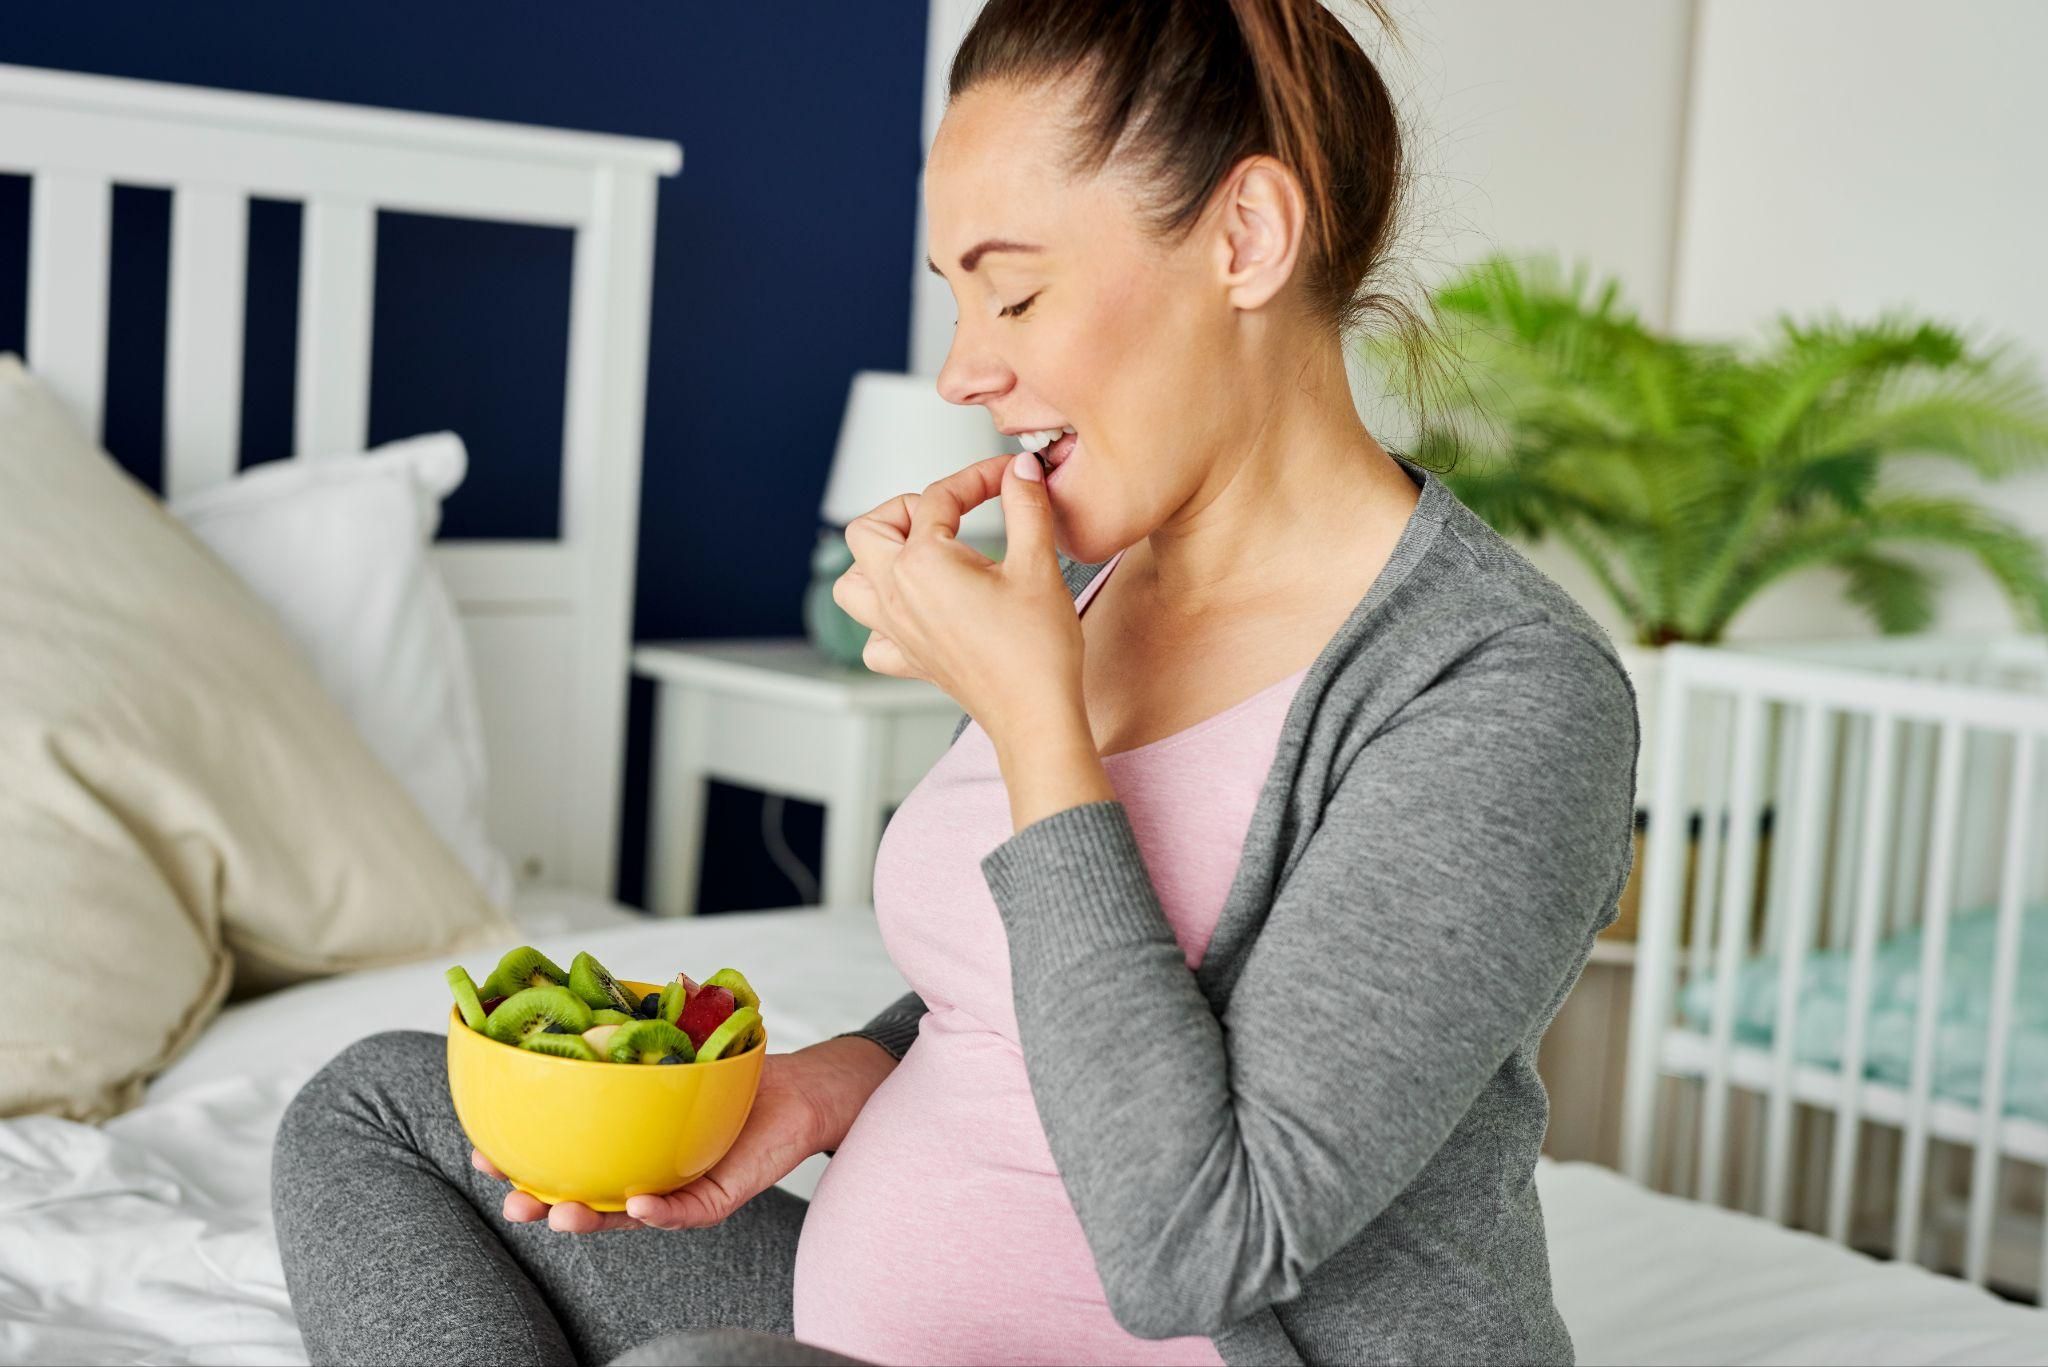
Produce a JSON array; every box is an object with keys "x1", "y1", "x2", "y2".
[
  {"x1": 164, "y1": 186, "x2": 248, "y2": 500},
  {"x1": 294, "y1": 200, "x2": 376, "y2": 457},
  {"x1": 557, "y1": 165, "x2": 657, "y2": 894},
  {"x1": 26, "y1": 171, "x2": 111, "y2": 444},
  {"x1": 2, "y1": 62, "x2": 680, "y2": 900}
]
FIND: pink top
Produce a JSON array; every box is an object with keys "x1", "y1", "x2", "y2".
[{"x1": 792, "y1": 548, "x2": 1310, "y2": 1366}]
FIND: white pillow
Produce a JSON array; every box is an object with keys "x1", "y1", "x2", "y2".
[{"x1": 171, "y1": 435, "x2": 514, "y2": 908}]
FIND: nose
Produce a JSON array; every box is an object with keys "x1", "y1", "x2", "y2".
[{"x1": 935, "y1": 317, "x2": 1013, "y2": 411}]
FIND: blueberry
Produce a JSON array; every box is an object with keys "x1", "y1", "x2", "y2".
[
  {"x1": 637, "y1": 992, "x2": 661, "y2": 1019},
  {"x1": 657, "y1": 1054, "x2": 685, "y2": 1065},
  {"x1": 544, "y1": 1023, "x2": 573, "y2": 1034}
]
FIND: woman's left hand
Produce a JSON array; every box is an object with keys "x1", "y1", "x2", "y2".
[{"x1": 832, "y1": 451, "x2": 1083, "y2": 752}]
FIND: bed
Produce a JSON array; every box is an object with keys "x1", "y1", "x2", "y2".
[
  {"x1": 4, "y1": 885, "x2": 2044, "y2": 1367},
  {"x1": 1, "y1": 60, "x2": 2044, "y2": 1367}
]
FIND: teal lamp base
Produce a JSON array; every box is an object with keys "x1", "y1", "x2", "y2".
[
  {"x1": 804, "y1": 532, "x2": 870, "y2": 668},
  {"x1": 803, "y1": 527, "x2": 1008, "y2": 670}
]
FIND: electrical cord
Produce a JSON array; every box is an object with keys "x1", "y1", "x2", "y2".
[{"x1": 762, "y1": 793, "x2": 821, "y2": 904}]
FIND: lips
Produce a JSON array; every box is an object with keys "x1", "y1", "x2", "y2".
[{"x1": 1042, "y1": 430, "x2": 1078, "y2": 468}]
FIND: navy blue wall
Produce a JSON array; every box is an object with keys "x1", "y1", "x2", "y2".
[{"x1": 0, "y1": 2, "x2": 930, "y2": 912}]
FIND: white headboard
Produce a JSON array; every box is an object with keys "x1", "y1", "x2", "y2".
[{"x1": 0, "y1": 63, "x2": 681, "y2": 899}]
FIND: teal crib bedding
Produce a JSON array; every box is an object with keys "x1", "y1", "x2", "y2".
[{"x1": 1676, "y1": 904, "x2": 2048, "y2": 1122}]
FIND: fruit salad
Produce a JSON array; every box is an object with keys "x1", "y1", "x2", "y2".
[{"x1": 445, "y1": 946, "x2": 764, "y2": 1066}]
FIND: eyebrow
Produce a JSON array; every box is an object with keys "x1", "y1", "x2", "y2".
[{"x1": 925, "y1": 239, "x2": 1044, "y2": 277}]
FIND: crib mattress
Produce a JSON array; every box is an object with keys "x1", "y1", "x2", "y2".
[
  {"x1": 1681, "y1": 903, "x2": 2048, "y2": 1121},
  {"x1": 1, "y1": 889, "x2": 2041, "y2": 1365}
]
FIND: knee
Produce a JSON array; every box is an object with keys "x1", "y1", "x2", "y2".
[{"x1": 275, "y1": 1030, "x2": 444, "y2": 1162}]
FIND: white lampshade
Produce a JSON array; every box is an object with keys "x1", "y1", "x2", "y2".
[{"x1": 819, "y1": 370, "x2": 1009, "y2": 540}]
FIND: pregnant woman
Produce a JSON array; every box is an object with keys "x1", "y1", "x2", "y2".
[{"x1": 273, "y1": 1, "x2": 1638, "y2": 1363}]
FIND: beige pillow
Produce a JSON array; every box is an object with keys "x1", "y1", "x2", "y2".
[{"x1": 0, "y1": 355, "x2": 515, "y2": 1121}]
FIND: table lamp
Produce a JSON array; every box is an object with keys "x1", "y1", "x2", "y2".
[{"x1": 806, "y1": 370, "x2": 1009, "y2": 666}]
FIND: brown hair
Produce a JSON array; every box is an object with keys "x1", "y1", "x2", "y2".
[{"x1": 948, "y1": 0, "x2": 1429, "y2": 357}]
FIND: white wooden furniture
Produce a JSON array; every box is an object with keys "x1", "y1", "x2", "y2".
[
  {"x1": 1622, "y1": 634, "x2": 2048, "y2": 1296},
  {"x1": 634, "y1": 639, "x2": 966, "y2": 916},
  {"x1": 0, "y1": 62, "x2": 679, "y2": 899}
]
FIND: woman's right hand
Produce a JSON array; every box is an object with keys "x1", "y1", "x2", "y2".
[{"x1": 473, "y1": 1033, "x2": 898, "y2": 1234}]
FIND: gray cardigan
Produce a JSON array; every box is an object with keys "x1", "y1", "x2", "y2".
[{"x1": 849, "y1": 455, "x2": 1640, "y2": 1366}]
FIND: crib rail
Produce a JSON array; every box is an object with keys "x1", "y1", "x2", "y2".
[{"x1": 1620, "y1": 640, "x2": 2048, "y2": 1295}]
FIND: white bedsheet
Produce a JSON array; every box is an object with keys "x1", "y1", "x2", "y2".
[{"x1": 2, "y1": 889, "x2": 2041, "y2": 1366}]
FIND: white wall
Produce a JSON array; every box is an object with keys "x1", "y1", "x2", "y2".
[{"x1": 909, "y1": 0, "x2": 2047, "y2": 644}]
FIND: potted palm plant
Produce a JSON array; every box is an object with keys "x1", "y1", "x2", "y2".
[
  {"x1": 1359, "y1": 255, "x2": 2048, "y2": 934},
  {"x1": 1368, "y1": 254, "x2": 2048, "y2": 648}
]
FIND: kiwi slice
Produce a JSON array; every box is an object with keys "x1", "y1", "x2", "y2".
[
  {"x1": 658, "y1": 980, "x2": 690, "y2": 1024},
  {"x1": 519, "y1": 1033, "x2": 599, "y2": 1062},
  {"x1": 479, "y1": 946, "x2": 567, "y2": 1000},
  {"x1": 606, "y1": 1020, "x2": 696, "y2": 1065},
  {"x1": 695, "y1": 1006, "x2": 762, "y2": 1062},
  {"x1": 445, "y1": 966, "x2": 487, "y2": 1030},
  {"x1": 567, "y1": 951, "x2": 639, "y2": 1014},
  {"x1": 484, "y1": 985, "x2": 592, "y2": 1046},
  {"x1": 701, "y1": 968, "x2": 760, "y2": 1012},
  {"x1": 591, "y1": 1008, "x2": 635, "y2": 1026}
]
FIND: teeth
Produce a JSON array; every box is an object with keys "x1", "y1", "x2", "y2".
[{"x1": 1013, "y1": 427, "x2": 1062, "y2": 453}]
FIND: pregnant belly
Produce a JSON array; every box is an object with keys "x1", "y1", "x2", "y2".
[{"x1": 791, "y1": 1023, "x2": 1223, "y2": 1367}]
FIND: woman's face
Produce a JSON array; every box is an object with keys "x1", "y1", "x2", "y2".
[{"x1": 925, "y1": 79, "x2": 1257, "y2": 564}]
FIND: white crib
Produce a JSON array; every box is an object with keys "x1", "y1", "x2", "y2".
[{"x1": 1621, "y1": 634, "x2": 2048, "y2": 1300}]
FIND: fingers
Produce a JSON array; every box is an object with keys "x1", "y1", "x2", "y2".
[
  {"x1": 862, "y1": 630, "x2": 913, "y2": 677},
  {"x1": 480, "y1": 1149, "x2": 644, "y2": 1233},
  {"x1": 908, "y1": 454, "x2": 1012, "y2": 544},
  {"x1": 625, "y1": 1171, "x2": 737, "y2": 1230},
  {"x1": 843, "y1": 491, "x2": 918, "y2": 565},
  {"x1": 502, "y1": 1188, "x2": 549, "y2": 1223},
  {"x1": 998, "y1": 450, "x2": 1059, "y2": 572},
  {"x1": 831, "y1": 564, "x2": 880, "y2": 628},
  {"x1": 546, "y1": 1201, "x2": 643, "y2": 1234}
]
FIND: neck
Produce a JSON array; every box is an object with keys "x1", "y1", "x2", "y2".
[{"x1": 1137, "y1": 340, "x2": 1418, "y2": 612}]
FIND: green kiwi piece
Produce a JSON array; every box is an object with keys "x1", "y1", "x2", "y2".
[
  {"x1": 519, "y1": 1033, "x2": 600, "y2": 1062},
  {"x1": 485, "y1": 985, "x2": 592, "y2": 1045},
  {"x1": 479, "y1": 946, "x2": 568, "y2": 1000},
  {"x1": 567, "y1": 951, "x2": 639, "y2": 1014},
  {"x1": 445, "y1": 966, "x2": 487, "y2": 1030},
  {"x1": 701, "y1": 968, "x2": 760, "y2": 1012},
  {"x1": 606, "y1": 1020, "x2": 696, "y2": 1065},
  {"x1": 694, "y1": 1006, "x2": 762, "y2": 1062},
  {"x1": 658, "y1": 980, "x2": 690, "y2": 1024},
  {"x1": 591, "y1": 1008, "x2": 635, "y2": 1026}
]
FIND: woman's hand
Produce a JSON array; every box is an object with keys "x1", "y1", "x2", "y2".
[
  {"x1": 474, "y1": 1034, "x2": 897, "y2": 1234},
  {"x1": 832, "y1": 452, "x2": 1086, "y2": 754}
]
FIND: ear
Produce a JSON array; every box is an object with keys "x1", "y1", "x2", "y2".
[{"x1": 1213, "y1": 155, "x2": 1307, "y2": 313}]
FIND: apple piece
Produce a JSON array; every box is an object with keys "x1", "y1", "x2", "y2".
[
  {"x1": 582, "y1": 1024, "x2": 621, "y2": 1057},
  {"x1": 676, "y1": 985, "x2": 736, "y2": 1049}
]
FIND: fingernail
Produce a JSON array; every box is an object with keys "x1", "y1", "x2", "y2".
[{"x1": 1011, "y1": 450, "x2": 1042, "y2": 482}]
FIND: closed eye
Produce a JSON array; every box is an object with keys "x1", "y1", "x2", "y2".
[{"x1": 1000, "y1": 292, "x2": 1041, "y2": 320}]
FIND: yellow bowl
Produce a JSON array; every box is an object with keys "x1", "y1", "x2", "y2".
[{"x1": 446, "y1": 979, "x2": 766, "y2": 1211}]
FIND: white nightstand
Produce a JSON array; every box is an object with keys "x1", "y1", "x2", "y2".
[{"x1": 632, "y1": 639, "x2": 967, "y2": 916}]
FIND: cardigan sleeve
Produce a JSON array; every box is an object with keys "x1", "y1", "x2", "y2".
[
  {"x1": 979, "y1": 623, "x2": 1639, "y2": 1338},
  {"x1": 838, "y1": 990, "x2": 927, "y2": 1062}
]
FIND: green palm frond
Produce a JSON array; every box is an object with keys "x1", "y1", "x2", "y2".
[
  {"x1": 1705, "y1": 494, "x2": 2048, "y2": 640},
  {"x1": 1364, "y1": 253, "x2": 2048, "y2": 644}
]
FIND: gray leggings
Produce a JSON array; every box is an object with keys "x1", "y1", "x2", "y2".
[{"x1": 271, "y1": 1030, "x2": 869, "y2": 1367}]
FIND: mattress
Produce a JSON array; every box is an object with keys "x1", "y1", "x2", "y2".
[
  {"x1": 1679, "y1": 903, "x2": 2048, "y2": 1120},
  {"x1": 2, "y1": 887, "x2": 2041, "y2": 1366}
]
